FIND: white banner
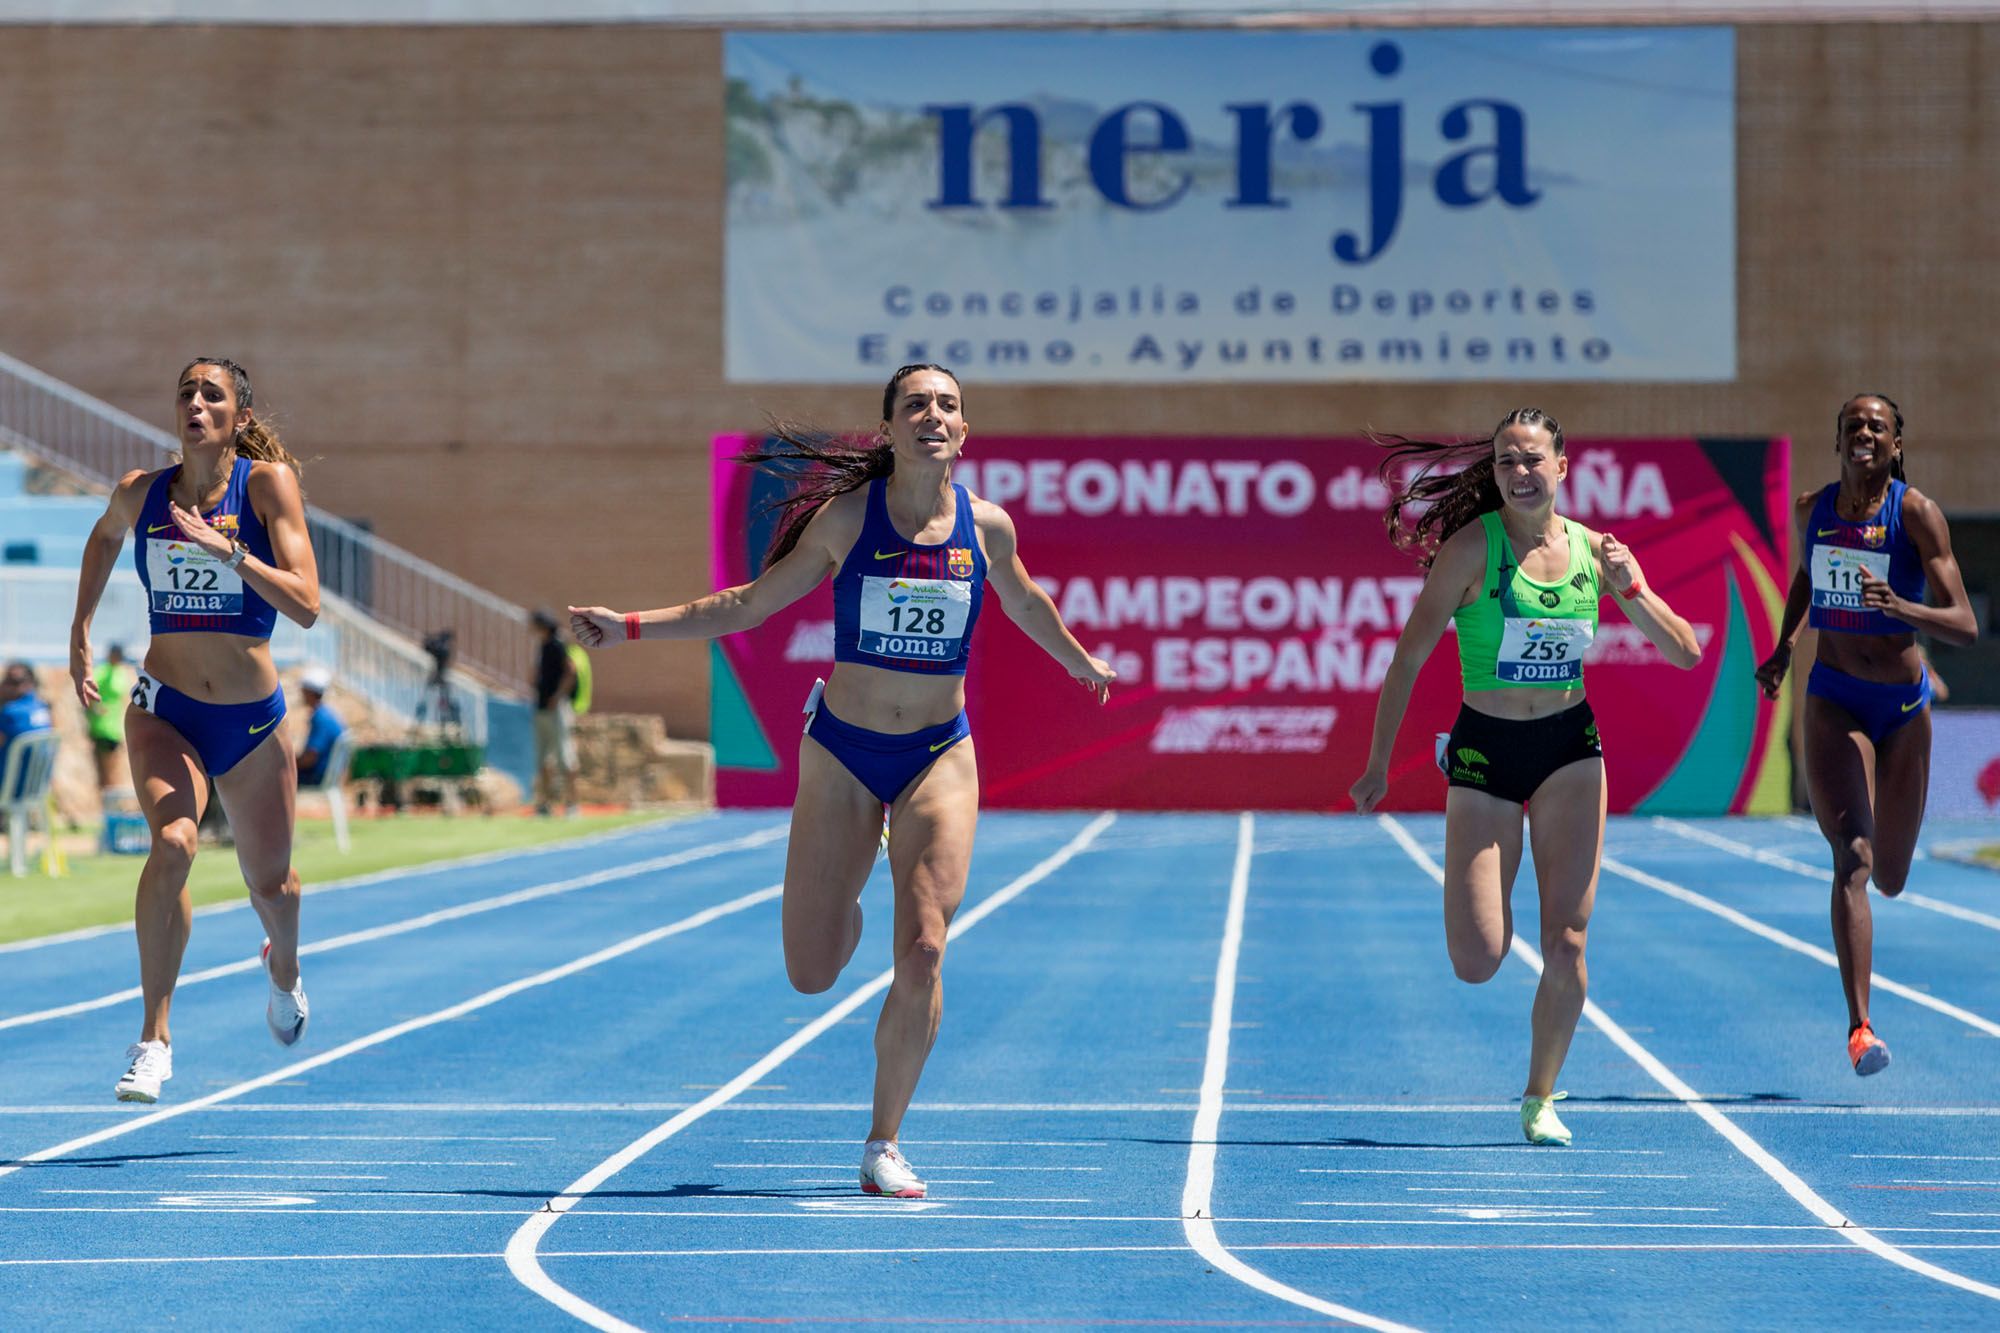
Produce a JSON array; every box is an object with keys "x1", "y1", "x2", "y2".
[{"x1": 725, "y1": 27, "x2": 1736, "y2": 384}]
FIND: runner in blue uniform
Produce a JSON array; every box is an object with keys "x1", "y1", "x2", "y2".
[
  {"x1": 570, "y1": 365, "x2": 1114, "y2": 1196},
  {"x1": 1754, "y1": 394, "x2": 1977, "y2": 1075},
  {"x1": 70, "y1": 359, "x2": 321, "y2": 1103}
]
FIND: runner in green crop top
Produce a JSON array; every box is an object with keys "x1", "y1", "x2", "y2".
[
  {"x1": 1350, "y1": 409, "x2": 1702, "y2": 1147},
  {"x1": 1453, "y1": 512, "x2": 1600, "y2": 692}
]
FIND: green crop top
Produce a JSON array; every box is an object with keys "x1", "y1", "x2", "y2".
[{"x1": 1452, "y1": 512, "x2": 1600, "y2": 692}]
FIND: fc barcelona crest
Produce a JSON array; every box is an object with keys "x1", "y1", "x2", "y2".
[{"x1": 947, "y1": 547, "x2": 974, "y2": 578}]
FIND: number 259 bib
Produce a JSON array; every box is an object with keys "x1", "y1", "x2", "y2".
[
  {"x1": 1810, "y1": 545, "x2": 1891, "y2": 612},
  {"x1": 857, "y1": 577, "x2": 971, "y2": 661},
  {"x1": 1496, "y1": 617, "x2": 1592, "y2": 684},
  {"x1": 146, "y1": 538, "x2": 243, "y2": 616}
]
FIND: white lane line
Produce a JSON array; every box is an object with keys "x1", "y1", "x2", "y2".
[
  {"x1": 1863, "y1": 1155, "x2": 2000, "y2": 1162},
  {"x1": 503, "y1": 814, "x2": 1118, "y2": 1333},
  {"x1": 1296, "y1": 1160, "x2": 1688, "y2": 1176},
  {"x1": 1893, "y1": 1179, "x2": 2000, "y2": 1187},
  {"x1": 1602, "y1": 853, "x2": 2000, "y2": 1040},
  {"x1": 717, "y1": 1162, "x2": 1098, "y2": 1172},
  {"x1": 0, "y1": 816, "x2": 709, "y2": 955},
  {"x1": 193, "y1": 1134, "x2": 554, "y2": 1142},
  {"x1": 1653, "y1": 817, "x2": 1999, "y2": 933},
  {"x1": 746, "y1": 1138, "x2": 1108, "y2": 1148},
  {"x1": 1302, "y1": 1202, "x2": 1720, "y2": 1213},
  {"x1": 33, "y1": 1240, "x2": 2000, "y2": 1267},
  {"x1": 9, "y1": 1100, "x2": 2000, "y2": 1117},
  {"x1": 0, "y1": 883, "x2": 784, "y2": 1183},
  {"x1": 1401, "y1": 1187, "x2": 1606, "y2": 1196},
  {"x1": 132, "y1": 1159, "x2": 519, "y2": 1167},
  {"x1": 1181, "y1": 813, "x2": 1417, "y2": 1333},
  {"x1": 186, "y1": 1173, "x2": 386, "y2": 1180},
  {"x1": 1381, "y1": 813, "x2": 2000, "y2": 1304},
  {"x1": 0, "y1": 827, "x2": 786, "y2": 1032}
]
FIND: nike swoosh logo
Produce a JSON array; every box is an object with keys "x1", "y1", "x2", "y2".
[
  {"x1": 147, "y1": 523, "x2": 177, "y2": 533},
  {"x1": 1901, "y1": 699, "x2": 1924, "y2": 713},
  {"x1": 1815, "y1": 528, "x2": 1842, "y2": 537},
  {"x1": 248, "y1": 718, "x2": 278, "y2": 735},
  {"x1": 929, "y1": 739, "x2": 955, "y2": 752},
  {"x1": 875, "y1": 550, "x2": 907, "y2": 561}
]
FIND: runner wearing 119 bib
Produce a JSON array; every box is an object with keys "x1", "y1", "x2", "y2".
[
  {"x1": 569, "y1": 365, "x2": 1114, "y2": 1197},
  {"x1": 1351, "y1": 409, "x2": 1702, "y2": 1146},
  {"x1": 1754, "y1": 394, "x2": 1978, "y2": 1076}
]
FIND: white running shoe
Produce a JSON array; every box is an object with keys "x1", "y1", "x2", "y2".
[
  {"x1": 263, "y1": 939, "x2": 309, "y2": 1047},
  {"x1": 859, "y1": 1139, "x2": 926, "y2": 1198},
  {"x1": 115, "y1": 1041, "x2": 172, "y2": 1103}
]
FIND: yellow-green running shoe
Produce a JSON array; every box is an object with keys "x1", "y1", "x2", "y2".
[{"x1": 1521, "y1": 1092, "x2": 1572, "y2": 1146}]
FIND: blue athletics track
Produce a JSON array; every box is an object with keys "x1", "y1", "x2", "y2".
[{"x1": 2, "y1": 810, "x2": 1998, "y2": 1329}]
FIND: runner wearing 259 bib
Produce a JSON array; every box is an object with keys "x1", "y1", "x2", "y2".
[
  {"x1": 1351, "y1": 409, "x2": 1703, "y2": 1147},
  {"x1": 569, "y1": 365, "x2": 1114, "y2": 1197},
  {"x1": 1754, "y1": 394, "x2": 1978, "y2": 1076}
]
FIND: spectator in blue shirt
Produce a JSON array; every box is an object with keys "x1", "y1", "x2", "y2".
[
  {"x1": 0, "y1": 661, "x2": 55, "y2": 802},
  {"x1": 295, "y1": 667, "x2": 346, "y2": 789}
]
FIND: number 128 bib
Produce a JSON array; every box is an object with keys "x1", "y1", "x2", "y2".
[{"x1": 857, "y1": 577, "x2": 971, "y2": 662}]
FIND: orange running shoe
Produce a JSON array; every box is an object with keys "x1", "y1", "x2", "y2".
[{"x1": 1848, "y1": 1022, "x2": 1891, "y2": 1077}]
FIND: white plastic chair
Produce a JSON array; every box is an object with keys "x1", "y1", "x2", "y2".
[
  {"x1": 300, "y1": 729, "x2": 356, "y2": 853},
  {"x1": 2, "y1": 730, "x2": 61, "y2": 877}
]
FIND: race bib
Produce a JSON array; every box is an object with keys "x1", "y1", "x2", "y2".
[
  {"x1": 130, "y1": 670, "x2": 160, "y2": 716},
  {"x1": 1810, "y1": 544, "x2": 1892, "y2": 611},
  {"x1": 146, "y1": 537, "x2": 243, "y2": 616},
  {"x1": 857, "y1": 576, "x2": 972, "y2": 662},
  {"x1": 1496, "y1": 617, "x2": 1592, "y2": 684}
]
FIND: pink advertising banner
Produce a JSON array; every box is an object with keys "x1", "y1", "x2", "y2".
[{"x1": 711, "y1": 434, "x2": 1792, "y2": 813}]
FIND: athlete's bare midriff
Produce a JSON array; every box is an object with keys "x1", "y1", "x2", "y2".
[
  {"x1": 823, "y1": 662, "x2": 967, "y2": 733},
  {"x1": 1813, "y1": 630, "x2": 1923, "y2": 685},
  {"x1": 142, "y1": 632, "x2": 279, "y2": 704},
  {"x1": 1461, "y1": 683, "x2": 1588, "y2": 722}
]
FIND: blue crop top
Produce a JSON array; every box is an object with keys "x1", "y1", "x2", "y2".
[
  {"x1": 134, "y1": 457, "x2": 279, "y2": 639},
  {"x1": 831, "y1": 479, "x2": 987, "y2": 675},
  {"x1": 1803, "y1": 479, "x2": 1927, "y2": 636}
]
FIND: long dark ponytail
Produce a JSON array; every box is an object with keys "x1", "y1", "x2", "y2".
[
  {"x1": 738, "y1": 364, "x2": 961, "y2": 564},
  {"x1": 1377, "y1": 408, "x2": 1566, "y2": 568}
]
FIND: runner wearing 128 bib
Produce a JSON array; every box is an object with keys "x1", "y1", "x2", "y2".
[{"x1": 567, "y1": 364, "x2": 1113, "y2": 1198}]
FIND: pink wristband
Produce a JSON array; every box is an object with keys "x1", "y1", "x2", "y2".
[
  {"x1": 1617, "y1": 581, "x2": 1644, "y2": 601},
  {"x1": 624, "y1": 613, "x2": 642, "y2": 641}
]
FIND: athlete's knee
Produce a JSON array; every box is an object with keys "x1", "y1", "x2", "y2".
[
  {"x1": 1834, "y1": 837, "x2": 1874, "y2": 890},
  {"x1": 1873, "y1": 864, "x2": 1909, "y2": 898},
  {"x1": 785, "y1": 949, "x2": 843, "y2": 995},
  {"x1": 1448, "y1": 941, "x2": 1505, "y2": 985},
  {"x1": 149, "y1": 819, "x2": 199, "y2": 873},
  {"x1": 1540, "y1": 924, "x2": 1588, "y2": 975},
  {"x1": 247, "y1": 868, "x2": 299, "y2": 904},
  {"x1": 894, "y1": 933, "x2": 946, "y2": 993}
]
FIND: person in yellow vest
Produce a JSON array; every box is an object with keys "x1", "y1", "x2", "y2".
[{"x1": 89, "y1": 644, "x2": 138, "y2": 795}]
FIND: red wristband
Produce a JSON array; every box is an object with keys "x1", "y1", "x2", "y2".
[
  {"x1": 624, "y1": 613, "x2": 642, "y2": 641},
  {"x1": 1616, "y1": 581, "x2": 1644, "y2": 601}
]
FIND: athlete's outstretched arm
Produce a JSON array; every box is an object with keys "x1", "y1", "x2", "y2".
[
  {"x1": 1858, "y1": 489, "x2": 1979, "y2": 646},
  {"x1": 976, "y1": 500, "x2": 1115, "y2": 703},
  {"x1": 1593, "y1": 530, "x2": 1701, "y2": 669},
  {"x1": 1350, "y1": 524, "x2": 1483, "y2": 815},
  {"x1": 1755, "y1": 491, "x2": 1819, "y2": 699},
  {"x1": 69, "y1": 469, "x2": 151, "y2": 709},
  {"x1": 569, "y1": 495, "x2": 856, "y2": 648}
]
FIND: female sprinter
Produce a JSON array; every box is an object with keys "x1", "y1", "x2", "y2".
[
  {"x1": 1350, "y1": 409, "x2": 1702, "y2": 1145},
  {"x1": 569, "y1": 364, "x2": 1114, "y2": 1196},
  {"x1": 1754, "y1": 394, "x2": 1977, "y2": 1075},
  {"x1": 71, "y1": 358, "x2": 321, "y2": 1103}
]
